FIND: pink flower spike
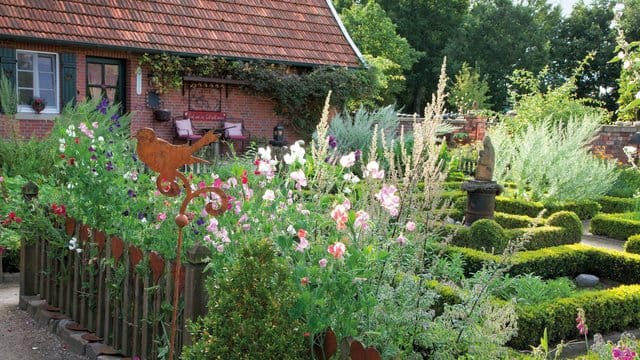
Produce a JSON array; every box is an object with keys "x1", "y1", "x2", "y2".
[
  {"x1": 405, "y1": 221, "x2": 416, "y2": 232},
  {"x1": 327, "y1": 242, "x2": 346, "y2": 259}
]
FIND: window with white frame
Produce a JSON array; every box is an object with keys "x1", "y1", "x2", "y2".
[{"x1": 16, "y1": 50, "x2": 59, "y2": 113}]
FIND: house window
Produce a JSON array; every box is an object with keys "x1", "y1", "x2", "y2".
[{"x1": 16, "y1": 50, "x2": 59, "y2": 114}]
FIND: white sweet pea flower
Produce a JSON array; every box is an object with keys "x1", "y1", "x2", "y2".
[{"x1": 283, "y1": 140, "x2": 306, "y2": 165}]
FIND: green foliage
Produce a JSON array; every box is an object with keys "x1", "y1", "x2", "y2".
[
  {"x1": 504, "y1": 60, "x2": 609, "y2": 132},
  {"x1": 611, "y1": 4, "x2": 640, "y2": 121},
  {"x1": 0, "y1": 70, "x2": 17, "y2": 115},
  {"x1": 512, "y1": 284, "x2": 640, "y2": 349},
  {"x1": 507, "y1": 226, "x2": 577, "y2": 251},
  {"x1": 469, "y1": 219, "x2": 509, "y2": 253},
  {"x1": 448, "y1": 62, "x2": 492, "y2": 113},
  {"x1": 494, "y1": 212, "x2": 544, "y2": 229},
  {"x1": 140, "y1": 53, "x2": 375, "y2": 136},
  {"x1": 590, "y1": 212, "x2": 640, "y2": 240},
  {"x1": 327, "y1": 105, "x2": 399, "y2": 158},
  {"x1": 444, "y1": 0, "x2": 561, "y2": 111},
  {"x1": 495, "y1": 273, "x2": 576, "y2": 306},
  {"x1": 546, "y1": 211, "x2": 583, "y2": 244},
  {"x1": 550, "y1": 1, "x2": 620, "y2": 113},
  {"x1": 545, "y1": 200, "x2": 601, "y2": 220},
  {"x1": 496, "y1": 196, "x2": 545, "y2": 218},
  {"x1": 598, "y1": 195, "x2": 640, "y2": 213},
  {"x1": 0, "y1": 136, "x2": 59, "y2": 178},
  {"x1": 491, "y1": 115, "x2": 618, "y2": 203},
  {"x1": 339, "y1": 0, "x2": 423, "y2": 103},
  {"x1": 607, "y1": 167, "x2": 640, "y2": 198},
  {"x1": 624, "y1": 234, "x2": 640, "y2": 254},
  {"x1": 182, "y1": 239, "x2": 307, "y2": 359}
]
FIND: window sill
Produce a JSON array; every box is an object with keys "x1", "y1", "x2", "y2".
[{"x1": 15, "y1": 113, "x2": 58, "y2": 121}]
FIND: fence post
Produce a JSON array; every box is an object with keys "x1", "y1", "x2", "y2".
[
  {"x1": 182, "y1": 242, "x2": 211, "y2": 346},
  {"x1": 19, "y1": 181, "x2": 39, "y2": 304}
]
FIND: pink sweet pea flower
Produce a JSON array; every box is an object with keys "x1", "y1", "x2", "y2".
[
  {"x1": 354, "y1": 210, "x2": 370, "y2": 230},
  {"x1": 262, "y1": 189, "x2": 275, "y2": 202},
  {"x1": 330, "y1": 204, "x2": 349, "y2": 230},
  {"x1": 375, "y1": 185, "x2": 400, "y2": 216},
  {"x1": 319, "y1": 258, "x2": 327, "y2": 268},
  {"x1": 339, "y1": 152, "x2": 356, "y2": 167},
  {"x1": 405, "y1": 221, "x2": 416, "y2": 232},
  {"x1": 363, "y1": 161, "x2": 385, "y2": 179},
  {"x1": 396, "y1": 234, "x2": 408, "y2": 246},
  {"x1": 300, "y1": 277, "x2": 309, "y2": 285},
  {"x1": 328, "y1": 242, "x2": 346, "y2": 259},
  {"x1": 290, "y1": 169, "x2": 307, "y2": 189},
  {"x1": 157, "y1": 212, "x2": 167, "y2": 222}
]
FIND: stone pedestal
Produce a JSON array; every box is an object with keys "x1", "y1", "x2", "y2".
[{"x1": 462, "y1": 180, "x2": 503, "y2": 226}]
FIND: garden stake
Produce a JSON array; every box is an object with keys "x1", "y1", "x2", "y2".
[{"x1": 135, "y1": 128, "x2": 228, "y2": 360}]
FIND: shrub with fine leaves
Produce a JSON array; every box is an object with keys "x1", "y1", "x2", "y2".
[{"x1": 490, "y1": 115, "x2": 618, "y2": 203}]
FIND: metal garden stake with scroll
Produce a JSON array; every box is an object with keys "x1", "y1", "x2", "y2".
[{"x1": 134, "y1": 128, "x2": 227, "y2": 360}]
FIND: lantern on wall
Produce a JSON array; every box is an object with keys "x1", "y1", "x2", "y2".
[{"x1": 273, "y1": 124, "x2": 285, "y2": 142}]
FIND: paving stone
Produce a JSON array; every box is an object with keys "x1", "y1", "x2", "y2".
[
  {"x1": 575, "y1": 273, "x2": 600, "y2": 287},
  {"x1": 19, "y1": 295, "x2": 41, "y2": 311},
  {"x1": 54, "y1": 319, "x2": 89, "y2": 355},
  {"x1": 24, "y1": 297, "x2": 46, "y2": 316},
  {"x1": 86, "y1": 342, "x2": 121, "y2": 359}
]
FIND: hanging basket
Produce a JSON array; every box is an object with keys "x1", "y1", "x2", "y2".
[{"x1": 154, "y1": 109, "x2": 171, "y2": 122}]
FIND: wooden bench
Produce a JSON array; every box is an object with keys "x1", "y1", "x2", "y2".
[{"x1": 183, "y1": 110, "x2": 251, "y2": 152}]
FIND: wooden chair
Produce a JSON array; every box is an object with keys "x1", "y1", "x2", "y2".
[{"x1": 223, "y1": 118, "x2": 251, "y2": 152}]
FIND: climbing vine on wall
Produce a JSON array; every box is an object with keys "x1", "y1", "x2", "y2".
[{"x1": 139, "y1": 53, "x2": 376, "y2": 136}]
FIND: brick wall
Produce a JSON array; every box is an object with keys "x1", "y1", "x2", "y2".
[
  {"x1": 592, "y1": 125, "x2": 640, "y2": 164},
  {"x1": 0, "y1": 40, "x2": 293, "y2": 144}
]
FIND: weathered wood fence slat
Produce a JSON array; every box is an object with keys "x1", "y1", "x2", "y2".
[{"x1": 20, "y1": 217, "x2": 208, "y2": 359}]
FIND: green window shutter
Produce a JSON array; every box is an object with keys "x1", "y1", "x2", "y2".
[
  {"x1": 60, "y1": 53, "x2": 76, "y2": 107},
  {"x1": 0, "y1": 47, "x2": 17, "y2": 85}
]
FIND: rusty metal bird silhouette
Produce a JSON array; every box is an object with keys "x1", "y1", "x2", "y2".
[{"x1": 134, "y1": 128, "x2": 218, "y2": 196}]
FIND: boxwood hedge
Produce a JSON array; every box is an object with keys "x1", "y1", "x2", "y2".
[
  {"x1": 589, "y1": 213, "x2": 640, "y2": 240},
  {"x1": 444, "y1": 244, "x2": 640, "y2": 349}
]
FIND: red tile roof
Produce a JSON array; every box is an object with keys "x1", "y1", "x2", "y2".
[{"x1": 0, "y1": 0, "x2": 364, "y2": 67}]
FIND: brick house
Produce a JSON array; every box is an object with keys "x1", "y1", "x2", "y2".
[{"x1": 0, "y1": 0, "x2": 364, "y2": 144}]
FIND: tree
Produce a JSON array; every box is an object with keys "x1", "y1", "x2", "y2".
[
  {"x1": 339, "y1": 1, "x2": 424, "y2": 104},
  {"x1": 444, "y1": 0, "x2": 561, "y2": 111},
  {"x1": 378, "y1": 0, "x2": 469, "y2": 113},
  {"x1": 549, "y1": 0, "x2": 619, "y2": 113},
  {"x1": 448, "y1": 62, "x2": 492, "y2": 113}
]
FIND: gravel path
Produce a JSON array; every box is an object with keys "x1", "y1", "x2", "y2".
[{"x1": 0, "y1": 273, "x2": 88, "y2": 360}]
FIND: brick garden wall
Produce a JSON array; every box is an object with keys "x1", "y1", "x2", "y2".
[
  {"x1": 592, "y1": 125, "x2": 640, "y2": 164},
  {"x1": 0, "y1": 40, "x2": 292, "y2": 144}
]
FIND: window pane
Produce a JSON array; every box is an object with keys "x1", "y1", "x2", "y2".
[
  {"x1": 40, "y1": 90, "x2": 54, "y2": 106},
  {"x1": 39, "y1": 73, "x2": 54, "y2": 90},
  {"x1": 105, "y1": 65, "x2": 119, "y2": 86},
  {"x1": 17, "y1": 53, "x2": 33, "y2": 70},
  {"x1": 18, "y1": 71, "x2": 33, "y2": 88},
  {"x1": 38, "y1": 55, "x2": 53, "y2": 72},
  {"x1": 106, "y1": 88, "x2": 116, "y2": 103},
  {"x1": 89, "y1": 87, "x2": 102, "y2": 99},
  {"x1": 88, "y1": 64, "x2": 101, "y2": 85},
  {"x1": 18, "y1": 89, "x2": 32, "y2": 105}
]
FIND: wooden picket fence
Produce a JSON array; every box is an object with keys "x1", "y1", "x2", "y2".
[{"x1": 19, "y1": 217, "x2": 210, "y2": 359}]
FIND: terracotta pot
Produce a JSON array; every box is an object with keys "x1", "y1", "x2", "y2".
[
  {"x1": 64, "y1": 217, "x2": 76, "y2": 237},
  {"x1": 149, "y1": 251, "x2": 165, "y2": 284},
  {"x1": 111, "y1": 236, "x2": 124, "y2": 263}
]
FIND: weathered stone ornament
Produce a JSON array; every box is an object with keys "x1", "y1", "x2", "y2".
[{"x1": 462, "y1": 136, "x2": 503, "y2": 225}]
